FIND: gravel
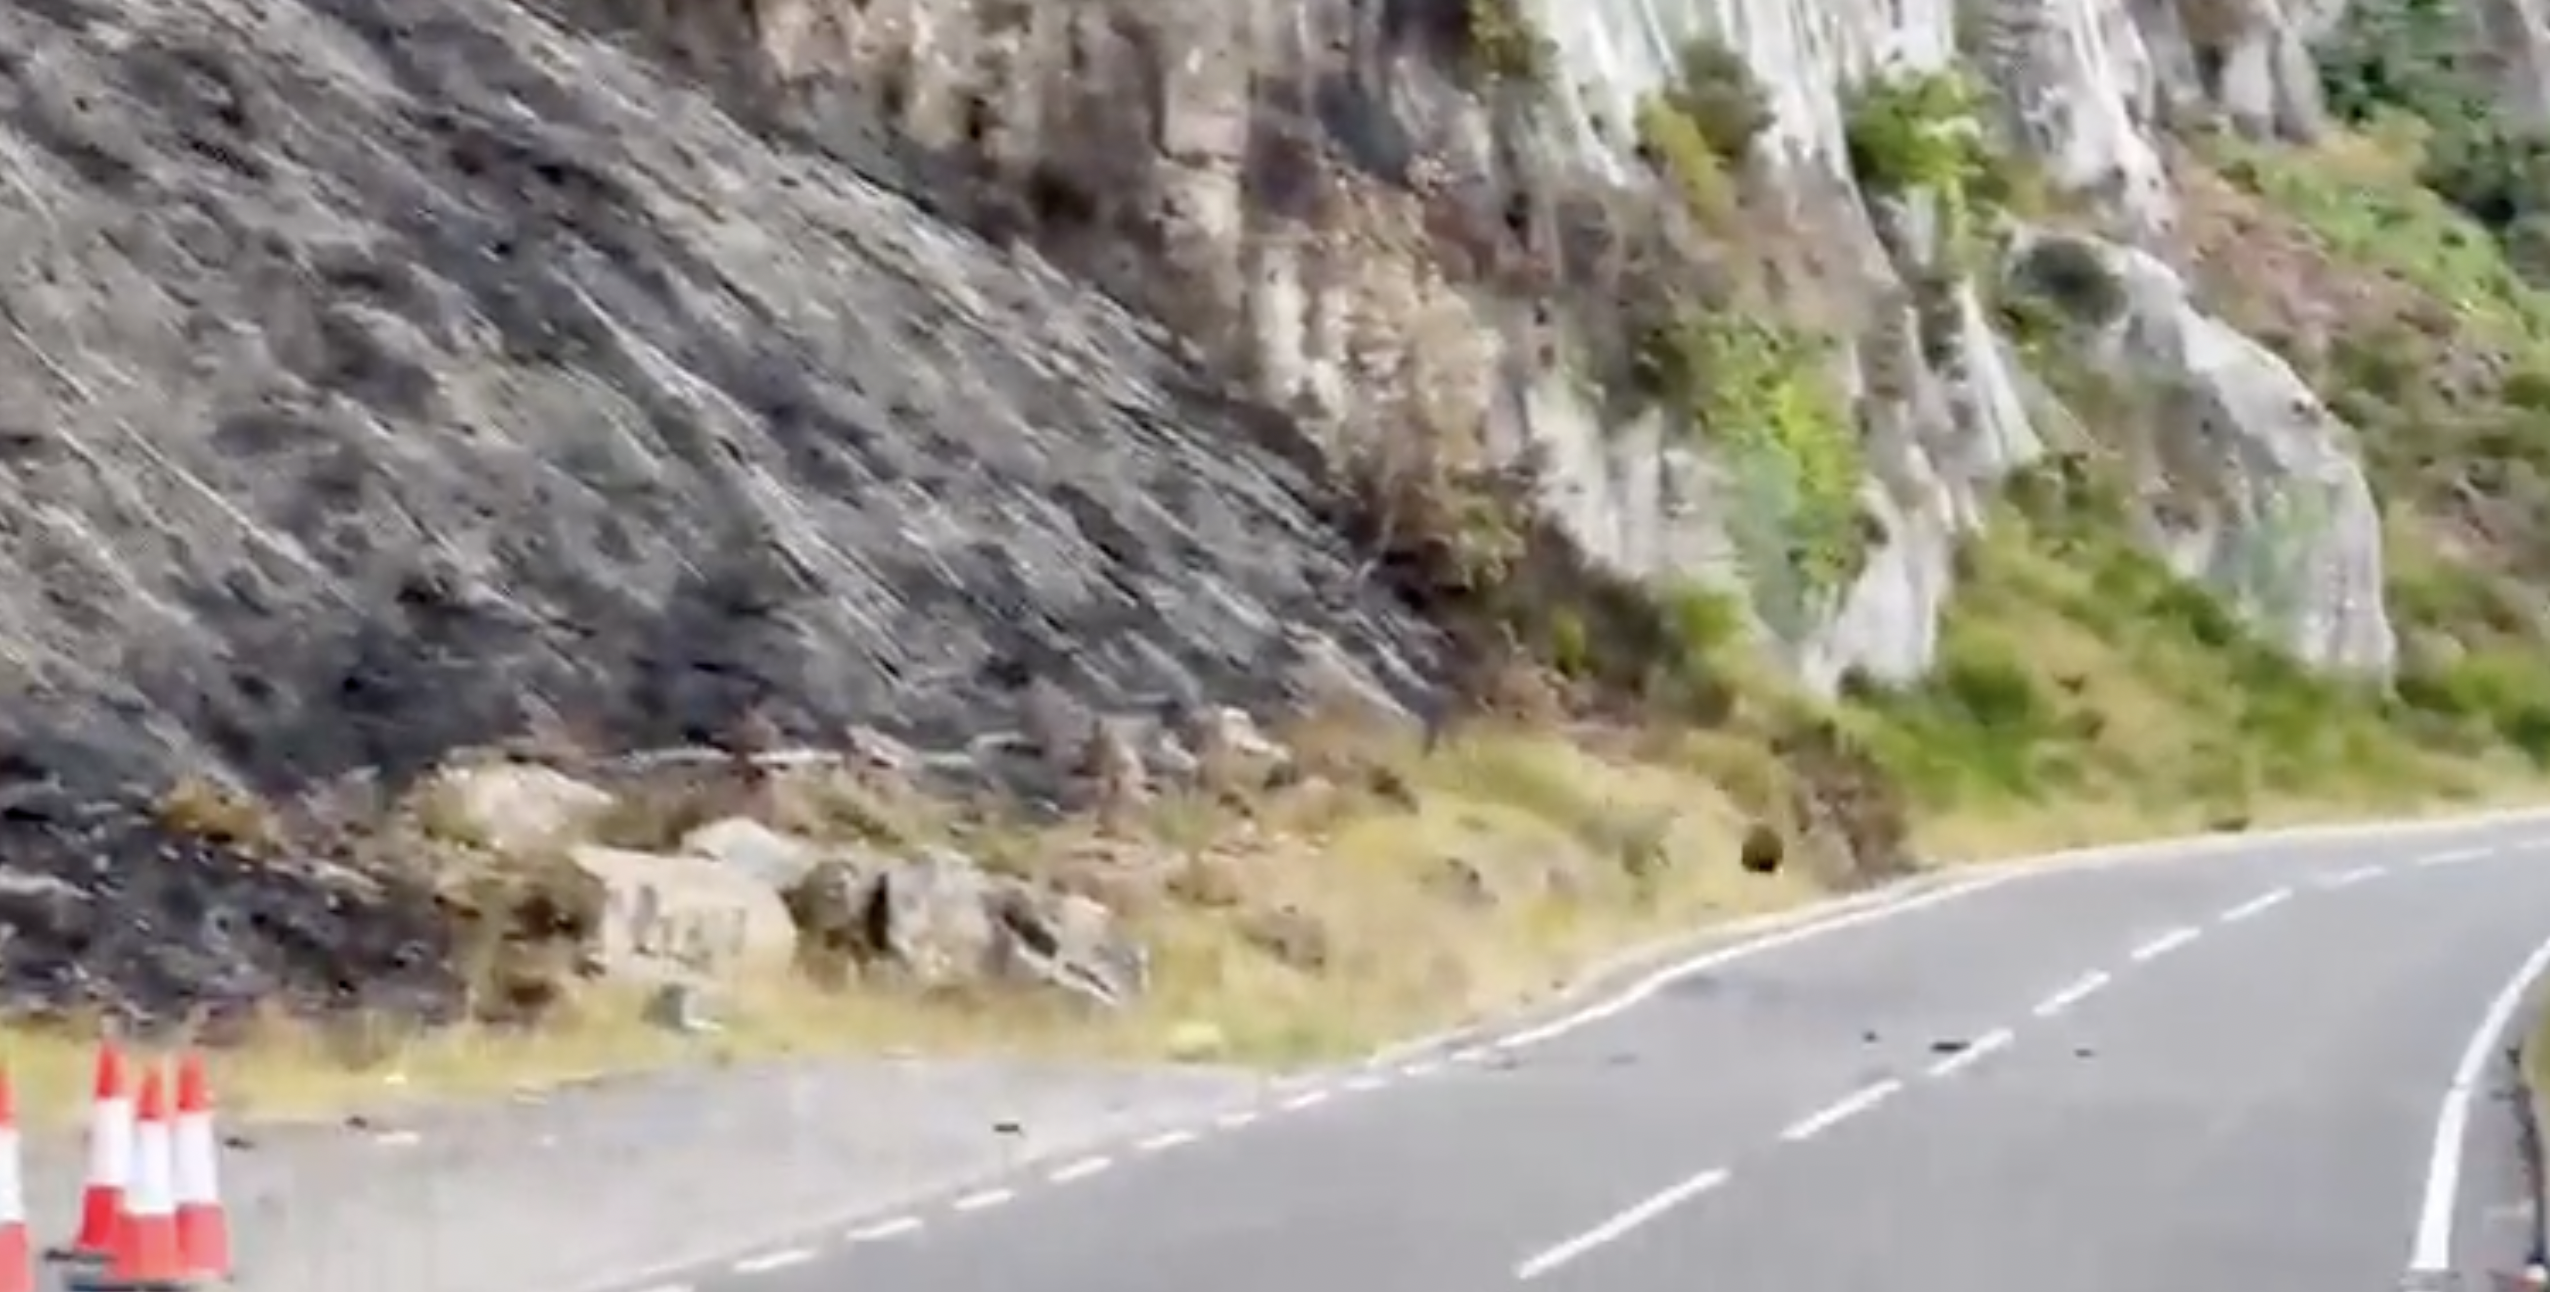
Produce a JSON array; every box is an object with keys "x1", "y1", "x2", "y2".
[{"x1": 21, "y1": 1056, "x2": 1275, "y2": 1292}]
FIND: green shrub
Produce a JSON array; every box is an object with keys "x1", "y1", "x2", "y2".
[
  {"x1": 1658, "y1": 38, "x2": 1774, "y2": 163},
  {"x1": 1632, "y1": 38, "x2": 1774, "y2": 222},
  {"x1": 1635, "y1": 95, "x2": 1738, "y2": 221},
  {"x1": 1844, "y1": 70, "x2": 1986, "y2": 196},
  {"x1": 1458, "y1": 0, "x2": 1555, "y2": 88},
  {"x1": 2008, "y1": 236, "x2": 2129, "y2": 327},
  {"x1": 1631, "y1": 312, "x2": 1868, "y2": 621}
]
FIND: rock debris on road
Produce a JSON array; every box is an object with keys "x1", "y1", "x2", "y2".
[{"x1": 597, "y1": 819, "x2": 2550, "y2": 1292}]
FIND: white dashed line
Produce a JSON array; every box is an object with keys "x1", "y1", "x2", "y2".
[
  {"x1": 731, "y1": 1249, "x2": 814, "y2": 1275},
  {"x1": 2130, "y1": 926, "x2": 2200, "y2": 962},
  {"x1": 2321, "y1": 864, "x2": 2383, "y2": 888},
  {"x1": 2032, "y1": 969, "x2": 2111, "y2": 1018},
  {"x1": 1282, "y1": 1089, "x2": 1331, "y2": 1111},
  {"x1": 1513, "y1": 1166, "x2": 1732, "y2": 1280},
  {"x1": 2219, "y1": 887, "x2": 2291, "y2": 922},
  {"x1": 1779, "y1": 1078, "x2": 1904, "y2": 1143},
  {"x1": 630, "y1": 1283, "x2": 690, "y2": 1292},
  {"x1": 1924, "y1": 1026, "x2": 2014, "y2": 1079},
  {"x1": 845, "y1": 1217, "x2": 922, "y2": 1244},
  {"x1": 1214, "y1": 1109, "x2": 1258, "y2": 1130},
  {"x1": 1343, "y1": 1073, "x2": 1388, "y2": 1093},
  {"x1": 2415, "y1": 845, "x2": 2494, "y2": 869},
  {"x1": 952, "y1": 1188, "x2": 1014, "y2": 1212},
  {"x1": 1136, "y1": 1129, "x2": 1198, "y2": 1152},
  {"x1": 1048, "y1": 1156, "x2": 1111, "y2": 1184},
  {"x1": 1400, "y1": 1060, "x2": 1441, "y2": 1078}
]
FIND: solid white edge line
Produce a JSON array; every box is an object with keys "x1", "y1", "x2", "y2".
[
  {"x1": 1513, "y1": 1167, "x2": 1733, "y2": 1280},
  {"x1": 1444, "y1": 809, "x2": 2550, "y2": 1067},
  {"x1": 2408, "y1": 930, "x2": 2550, "y2": 1272},
  {"x1": 1496, "y1": 877, "x2": 2005, "y2": 1052}
]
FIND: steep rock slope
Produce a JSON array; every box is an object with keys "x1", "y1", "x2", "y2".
[
  {"x1": 0, "y1": 0, "x2": 1441, "y2": 795},
  {"x1": 596, "y1": 0, "x2": 2397, "y2": 687}
]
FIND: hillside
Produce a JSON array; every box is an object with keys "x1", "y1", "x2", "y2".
[{"x1": 5, "y1": 0, "x2": 2550, "y2": 1096}]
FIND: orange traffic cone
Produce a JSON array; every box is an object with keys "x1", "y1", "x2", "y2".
[
  {"x1": 79, "y1": 1065, "x2": 184, "y2": 1290},
  {"x1": 0, "y1": 1065, "x2": 33, "y2": 1292},
  {"x1": 170, "y1": 1055, "x2": 226, "y2": 1281},
  {"x1": 52, "y1": 1044, "x2": 131, "y2": 1265}
]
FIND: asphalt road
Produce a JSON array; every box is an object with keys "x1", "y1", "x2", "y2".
[{"x1": 668, "y1": 816, "x2": 2550, "y2": 1292}]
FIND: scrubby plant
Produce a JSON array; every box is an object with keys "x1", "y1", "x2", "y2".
[
  {"x1": 1631, "y1": 312, "x2": 1868, "y2": 628},
  {"x1": 1844, "y1": 70, "x2": 1987, "y2": 196},
  {"x1": 1635, "y1": 96, "x2": 1739, "y2": 222},
  {"x1": 2007, "y1": 236, "x2": 2129, "y2": 327},
  {"x1": 1457, "y1": 0, "x2": 1556, "y2": 89},
  {"x1": 1632, "y1": 37, "x2": 1775, "y2": 223},
  {"x1": 1658, "y1": 38, "x2": 1775, "y2": 162},
  {"x1": 1843, "y1": 67, "x2": 2030, "y2": 263},
  {"x1": 2313, "y1": 0, "x2": 2550, "y2": 238}
]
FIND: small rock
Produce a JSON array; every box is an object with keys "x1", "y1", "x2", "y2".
[
  {"x1": 1428, "y1": 855, "x2": 1498, "y2": 908},
  {"x1": 644, "y1": 981, "x2": 721, "y2": 1034},
  {"x1": 1738, "y1": 821, "x2": 1785, "y2": 875},
  {"x1": 679, "y1": 817, "x2": 821, "y2": 888},
  {"x1": 1081, "y1": 716, "x2": 1151, "y2": 820},
  {"x1": 1019, "y1": 679, "x2": 1094, "y2": 771},
  {"x1": 425, "y1": 764, "x2": 613, "y2": 855},
  {"x1": 572, "y1": 845, "x2": 796, "y2": 979},
  {"x1": 1189, "y1": 706, "x2": 1286, "y2": 793},
  {"x1": 1240, "y1": 904, "x2": 1331, "y2": 971},
  {"x1": 843, "y1": 725, "x2": 919, "y2": 777}
]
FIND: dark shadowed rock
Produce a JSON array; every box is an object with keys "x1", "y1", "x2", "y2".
[
  {"x1": 0, "y1": 0, "x2": 1449, "y2": 1021},
  {"x1": 0, "y1": 0, "x2": 1443, "y2": 799}
]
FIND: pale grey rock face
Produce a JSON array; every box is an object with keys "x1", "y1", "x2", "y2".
[
  {"x1": 0, "y1": 0, "x2": 2432, "y2": 803},
  {"x1": 2093, "y1": 239, "x2": 2396, "y2": 675}
]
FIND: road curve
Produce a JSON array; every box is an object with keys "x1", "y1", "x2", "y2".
[{"x1": 650, "y1": 816, "x2": 2550, "y2": 1292}]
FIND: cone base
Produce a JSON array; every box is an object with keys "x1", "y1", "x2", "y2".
[{"x1": 42, "y1": 1247, "x2": 109, "y2": 1268}]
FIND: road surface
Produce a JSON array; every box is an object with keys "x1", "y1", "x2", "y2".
[{"x1": 647, "y1": 817, "x2": 2550, "y2": 1292}]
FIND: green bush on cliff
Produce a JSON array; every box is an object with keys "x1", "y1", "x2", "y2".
[
  {"x1": 1631, "y1": 312, "x2": 1868, "y2": 630},
  {"x1": 1633, "y1": 37, "x2": 1774, "y2": 222},
  {"x1": 2314, "y1": 0, "x2": 2550, "y2": 244},
  {"x1": 1456, "y1": 0, "x2": 1555, "y2": 88},
  {"x1": 1845, "y1": 70, "x2": 1987, "y2": 195},
  {"x1": 1842, "y1": 68, "x2": 2035, "y2": 262}
]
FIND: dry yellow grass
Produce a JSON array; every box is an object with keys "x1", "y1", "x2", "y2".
[{"x1": 6, "y1": 709, "x2": 2537, "y2": 1129}]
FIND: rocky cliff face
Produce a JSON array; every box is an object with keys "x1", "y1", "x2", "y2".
[
  {"x1": 0, "y1": 0, "x2": 1445, "y2": 795},
  {"x1": 591, "y1": 0, "x2": 2410, "y2": 690}
]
